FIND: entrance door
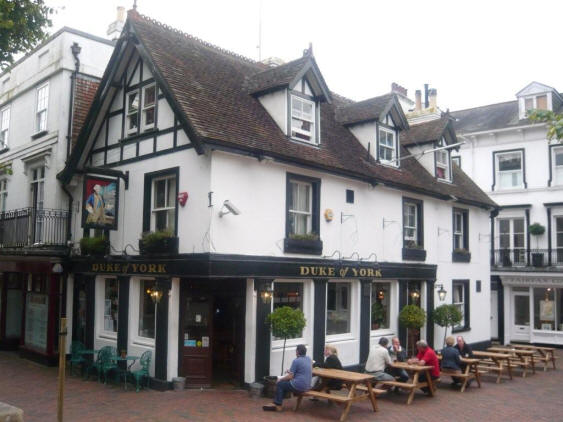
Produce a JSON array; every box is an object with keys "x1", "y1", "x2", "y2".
[
  {"x1": 3, "y1": 273, "x2": 23, "y2": 348},
  {"x1": 181, "y1": 295, "x2": 213, "y2": 387},
  {"x1": 72, "y1": 278, "x2": 87, "y2": 345},
  {"x1": 511, "y1": 291, "x2": 530, "y2": 341},
  {"x1": 490, "y1": 290, "x2": 499, "y2": 339}
]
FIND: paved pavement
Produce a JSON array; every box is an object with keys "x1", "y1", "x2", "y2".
[{"x1": 1, "y1": 349, "x2": 562, "y2": 422}]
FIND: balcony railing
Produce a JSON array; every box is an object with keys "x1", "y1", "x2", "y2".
[
  {"x1": 492, "y1": 248, "x2": 563, "y2": 268},
  {"x1": 0, "y1": 207, "x2": 69, "y2": 248}
]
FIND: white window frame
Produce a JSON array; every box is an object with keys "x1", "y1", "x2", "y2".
[
  {"x1": 36, "y1": 83, "x2": 49, "y2": 133},
  {"x1": 95, "y1": 277, "x2": 118, "y2": 341},
  {"x1": 552, "y1": 146, "x2": 563, "y2": 186},
  {"x1": 496, "y1": 151, "x2": 524, "y2": 190},
  {"x1": 0, "y1": 106, "x2": 10, "y2": 148},
  {"x1": 403, "y1": 202, "x2": 418, "y2": 245},
  {"x1": 0, "y1": 179, "x2": 7, "y2": 213},
  {"x1": 271, "y1": 279, "x2": 311, "y2": 349},
  {"x1": 378, "y1": 127, "x2": 396, "y2": 165},
  {"x1": 498, "y1": 217, "x2": 526, "y2": 265},
  {"x1": 126, "y1": 90, "x2": 140, "y2": 135},
  {"x1": 141, "y1": 84, "x2": 156, "y2": 131},
  {"x1": 435, "y1": 138, "x2": 451, "y2": 181},
  {"x1": 135, "y1": 278, "x2": 157, "y2": 344},
  {"x1": 288, "y1": 180, "x2": 312, "y2": 236},
  {"x1": 555, "y1": 215, "x2": 563, "y2": 265},
  {"x1": 290, "y1": 95, "x2": 316, "y2": 144},
  {"x1": 452, "y1": 281, "x2": 465, "y2": 330},
  {"x1": 326, "y1": 281, "x2": 352, "y2": 337},
  {"x1": 453, "y1": 210, "x2": 464, "y2": 250},
  {"x1": 150, "y1": 174, "x2": 176, "y2": 233}
]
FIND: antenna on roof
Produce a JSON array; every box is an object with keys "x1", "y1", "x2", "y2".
[
  {"x1": 303, "y1": 42, "x2": 313, "y2": 57},
  {"x1": 257, "y1": 0, "x2": 263, "y2": 61},
  {"x1": 133, "y1": 0, "x2": 137, "y2": 10}
]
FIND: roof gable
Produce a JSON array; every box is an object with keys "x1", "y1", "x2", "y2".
[
  {"x1": 516, "y1": 81, "x2": 561, "y2": 100},
  {"x1": 335, "y1": 94, "x2": 409, "y2": 130},
  {"x1": 401, "y1": 116, "x2": 457, "y2": 147}
]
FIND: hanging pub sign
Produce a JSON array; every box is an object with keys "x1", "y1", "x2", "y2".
[{"x1": 82, "y1": 176, "x2": 119, "y2": 230}]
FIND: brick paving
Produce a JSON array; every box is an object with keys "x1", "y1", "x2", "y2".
[{"x1": 1, "y1": 350, "x2": 562, "y2": 422}]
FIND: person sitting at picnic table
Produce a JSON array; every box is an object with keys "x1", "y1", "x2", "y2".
[
  {"x1": 365, "y1": 337, "x2": 394, "y2": 382},
  {"x1": 312, "y1": 345, "x2": 343, "y2": 391},
  {"x1": 263, "y1": 344, "x2": 312, "y2": 412},
  {"x1": 455, "y1": 335, "x2": 473, "y2": 373},
  {"x1": 441, "y1": 336, "x2": 462, "y2": 385},
  {"x1": 407, "y1": 340, "x2": 440, "y2": 392},
  {"x1": 387, "y1": 336, "x2": 409, "y2": 382}
]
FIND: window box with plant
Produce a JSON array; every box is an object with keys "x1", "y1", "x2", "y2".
[
  {"x1": 80, "y1": 236, "x2": 109, "y2": 256},
  {"x1": 452, "y1": 248, "x2": 471, "y2": 263},
  {"x1": 284, "y1": 233, "x2": 322, "y2": 255},
  {"x1": 138, "y1": 230, "x2": 179, "y2": 255},
  {"x1": 402, "y1": 240, "x2": 427, "y2": 261},
  {"x1": 529, "y1": 222, "x2": 546, "y2": 267}
]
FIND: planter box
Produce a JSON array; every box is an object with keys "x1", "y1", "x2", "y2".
[
  {"x1": 531, "y1": 253, "x2": 544, "y2": 267},
  {"x1": 139, "y1": 236, "x2": 179, "y2": 255},
  {"x1": 452, "y1": 251, "x2": 471, "y2": 263},
  {"x1": 402, "y1": 247, "x2": 426, "y2": 261},
  {"x1": 80, "y1": 240, "x2": 109, "y2": 256},
  {"x1": 284, "y1": 237, "x2": 323, "y2": 255}
]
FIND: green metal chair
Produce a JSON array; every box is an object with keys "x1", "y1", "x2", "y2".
[
  {"x1": 131, "y1": 350, "x2": 152, "y2": 392},
  {"x1": 69, "y1": 341, "x2": 86, "y2": 376},
  {"x1": 101, "y1": 346, "x2": 119, "y2": 384},
  {"x1": 85, "y1": 346, "x2": 113, "y2": 382}
]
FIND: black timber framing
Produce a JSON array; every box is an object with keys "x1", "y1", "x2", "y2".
[
  {"x1": 116, "y1": 276, "x2": 130, "y2": 370},
  {"x1": 398, "y1": 280, "x2": 407, "y2": 347},
  {"x1": 312, "y1": 279, "x2": 327, "y2": 364},
  {"x1": 85, "y1": 275, "x2": 95, "y2": 351},
  {"x1": 255, "y1": 279, "x2": 273, "y2": 381},
  {"x1": 426, "y1": 279, "x2": 435, "y2": 348},
  {"x1": 359, "y1": 279, "x2": 372, "y2": 366},
  {"x1": 152, "y1": 277, "x2": 171, "y2": 390}
]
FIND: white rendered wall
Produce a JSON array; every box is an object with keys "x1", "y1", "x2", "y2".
[{"x1": 257, "y1": 89, "x2": 287, "y2": 135}]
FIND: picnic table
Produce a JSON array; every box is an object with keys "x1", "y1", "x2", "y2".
[
  {"x1": 294, "y1": 368, "x2": 381, "y2": 422},
  {"x1": 488, "y1": 347, "x2": 535, "y2": 377},
  {"x1": 379, "y1": 362, "x2": 436, "y2": 405},
  {"x1": 509, "y1": 344, "x2": 557, "y2": 371},
  {"x1": 473, "y1": 350, "x2": 513, "y2": 383},
  {"x1": 438, "y1": 356, "x2": 482, "y2": 392}
]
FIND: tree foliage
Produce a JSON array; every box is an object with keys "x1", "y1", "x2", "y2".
[
  {"x1": 267, "y1": 306, "x2": 306, "y2": 375},
  {"x1": 398, "y1": 305, "x2": 426, "y2": 329},
  {"x1": 0, "y1": 0, "x2": 53, "y2": 69},
  {"x1": 528, "y1": 109, "x2": 563, "y2": 142},
  {"x1": 432, "y1": 304, "x2": 462, "y2": 347}
]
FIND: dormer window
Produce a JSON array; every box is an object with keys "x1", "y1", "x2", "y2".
[
  {"x1": 435, "y1": 137, "x2": 451, "y2": 181},
  {"x1": 291, "y1": 95, "x2": 316, "y2": 144},
  {"x1": 522, "y1": 94, "x2": 550, "y2": 118},
  {"x1": 378, "y1": 127, "x2": 397, "y2": 165}
]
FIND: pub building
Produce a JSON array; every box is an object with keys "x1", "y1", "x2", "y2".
[{"x1": 58, "y1": 10, "x2": 496, "y2": 389}]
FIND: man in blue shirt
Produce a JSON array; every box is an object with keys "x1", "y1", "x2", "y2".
[{"x1": 263, "y1": 344, "x2": 312, "y2": 412}]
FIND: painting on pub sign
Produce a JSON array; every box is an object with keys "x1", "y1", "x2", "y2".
[{"x1": 82, "y1": 176, "x2": 119, "y2": 230}]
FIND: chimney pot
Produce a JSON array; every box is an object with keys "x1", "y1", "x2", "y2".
[
  {"x1": 429, "y1": 88, "x2": 437, "y2": 109},
  {"x1": 415, "y1": 90, "x2": 422, "y2": 112},
  {"x1": 117, "y1": 6, "x2": 125, "y2": 22}
]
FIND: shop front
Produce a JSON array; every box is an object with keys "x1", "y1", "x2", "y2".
[
  {"x1": 501, "y1": 275, "x2": 563, "y2": 346},
  {"x1": 0, "y1": 260, "x2": 64, "y2": 365}
]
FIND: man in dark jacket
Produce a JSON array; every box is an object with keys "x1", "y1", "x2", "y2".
[
  {"x1": 387, "y1": 337, "x2": 409, "y2": 382},
  {"x1": 454, "y1": 336, "x2": 473, "y2": 373}
]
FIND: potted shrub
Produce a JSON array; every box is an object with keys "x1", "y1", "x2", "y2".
[
  {"x1": 371, "y1": 302, "x2": 385, "y2": 330},
  {"x1": 139, "y1": 230, "x2": 179, "y2": 255},
  {"x1": 529, "y1": 223, "x2": 546, "y2": 267},
  {"x1": 432, "y1": 304, "x2": 463, "y2": 348},
  {"x1": 79, "y1": 236, "x2": 109, "y2": 256},
  {"x1": 399, "y1": 305, "x2": 426, "y2": 356},
  {"x1": 263, "y1": 306, "x2": 306, "y2": 398}
]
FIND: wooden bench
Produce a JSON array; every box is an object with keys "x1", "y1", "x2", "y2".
[
  {"x1": 510, "y1": 345, "x2": 557, "y2": 371},
  {"x1": 380, "y1": 362, "x2": 436, "y2": 405},
  {"x1": 473, "y1": 351, "x2": 513, "y2": 384},
  {"x1": 437, "y1": 356, "x2": 482, "y2": 392}
]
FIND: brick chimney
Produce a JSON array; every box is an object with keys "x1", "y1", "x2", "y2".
[
  {"x1": 107, "y1": 6, "x2": 126, "y2": 41},
  {"x1": 415, "y1": 90, "x2": 422, "y2": 112},
  {"x1": 391, "y1": 82, "x2": 408, "y2": 97},
  {"x1": 429, "y1": 88, "x2": 437, "y2": 109}
]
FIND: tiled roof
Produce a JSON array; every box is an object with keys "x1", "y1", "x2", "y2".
[
  {"x1": 111, "y1": 11, "x2": 497, "y2": 209},
  {"x1": 401, "y1": 117, "x2": 450, "y2": 146},
  {"x1": 335, "y1": 94, "x2": 394, "y2": 125},
  {"x1": 245, "y1": 55, "x2": 309, "y2": 94}
]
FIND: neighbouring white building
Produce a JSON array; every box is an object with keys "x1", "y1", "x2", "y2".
[
  {"x1": 452, "y1": 81, "x2": 563, "y2": 346},
  {"x1": 0, "y1": 26, "x2": 114, "y2": 363},
  {"x1": 57, "y1": 10, "x2": 496, "y2": 389}
]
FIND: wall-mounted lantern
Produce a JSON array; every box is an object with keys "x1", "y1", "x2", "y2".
[{"x1": 436, "y1": 284, "x2": 447, "y2": 302}]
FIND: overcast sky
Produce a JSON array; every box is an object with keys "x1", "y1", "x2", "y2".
[{"x1": 47, "y1": 0, "x2": 563, "y2": 111}]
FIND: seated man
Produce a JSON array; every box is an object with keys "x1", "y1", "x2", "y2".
[
  {"x1": 263, "y1": 344, "x2": 312, "y2": 412},
  {"x1": 365, "y1": 337, "x2": 394, "y2": 382},
  {"x1": 455, "y1": 335, "x2": 473, "y2": 373},
  {"x1": 441, "y1": 336, "x2": 462, "y2": 385},
  {"x1": 387, "y1": 336, "x2": 409, "y2": 382},
  {"x1": 407, "y1": 339, "x2": 440, "y2": 393}
]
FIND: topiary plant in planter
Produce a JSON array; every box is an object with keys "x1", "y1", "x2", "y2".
[
  {"x1": 371, "y1": 302, "x2": 386, "y2": 330},
  {"x1": 399, "y1": 305, "x2": 426, "y2": 356},
  {"x1": 139, "y1": 230, "x2": 178, "y2": 255},
  {"x1": 529, "y1": 223, "x2": 546, "y2": 267},
  {"x1": 266, "y1": 306, "x2": 306, "y2": 375},
  {"x1": 79, "y1": 236, "x2": 108, "y2": 256},
  {"x1": 432, "y1": 304, "x2": 463, "y2": 348}
]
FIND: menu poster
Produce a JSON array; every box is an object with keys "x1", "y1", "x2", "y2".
[
  {"x1": 202, "y1": 336, "x2": 209, "y2": 348},
  {"x1": 540, "y1": 300, "x2": 554, "y2": 321},
  {"x1": 24, "y1": 293, "x2": 48, "y2": 351}
]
